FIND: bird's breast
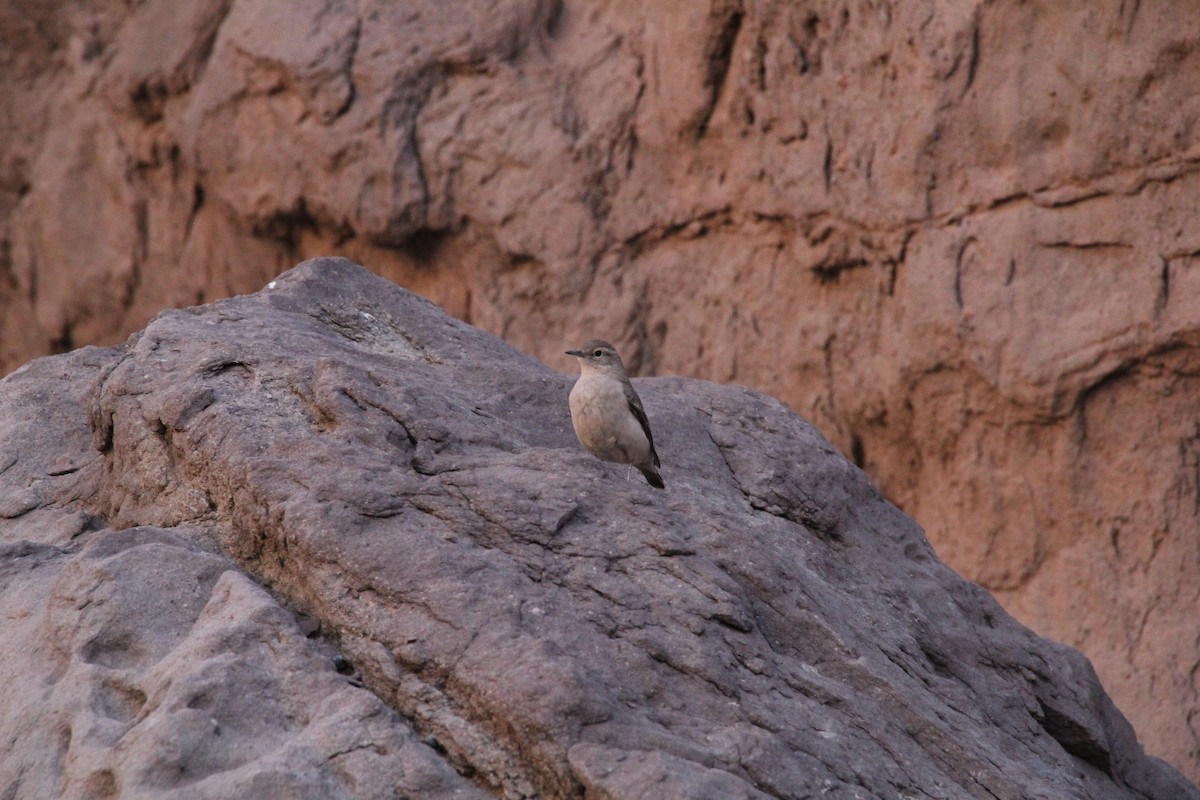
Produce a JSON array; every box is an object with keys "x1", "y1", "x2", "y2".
[{"x1": 569, "y1": 375, "x2": 650, "y2": 464}]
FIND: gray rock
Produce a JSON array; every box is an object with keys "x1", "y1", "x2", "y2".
[
  {"x1": 1, "y1": 257, "x2": 1195, "y2": 800},
  {"x1": 0, "y1": 525, "x2": 486, "y2": 799}
]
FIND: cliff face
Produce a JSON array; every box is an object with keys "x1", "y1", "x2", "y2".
[
  {"x1": 2, "y1": 258, "x2": 1196, "y2": 799},
  {"x1": 2, "y1": 0, "x2": 1199, "y2": 779}
]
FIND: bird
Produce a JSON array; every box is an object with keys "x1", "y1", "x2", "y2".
[{"x1": 565, "y1": 339, "x2": 665, "y2": 489}]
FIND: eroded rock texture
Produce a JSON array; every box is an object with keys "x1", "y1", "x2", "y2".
[
  {"x1": 1, "y1": 259, "x2": 1196, "y2": 799},
  {"x1": 2, "y1": 0, "x2": 1199, "y2": 780}
]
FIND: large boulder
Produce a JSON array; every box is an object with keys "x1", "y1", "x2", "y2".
[{"x1": 1, "y1": 259, "x2": 1193, "y2": 799}]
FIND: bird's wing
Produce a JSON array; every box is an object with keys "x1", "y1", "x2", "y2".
[{"x1": 624, "y1": 382, "x2": 661, "y2": 467}]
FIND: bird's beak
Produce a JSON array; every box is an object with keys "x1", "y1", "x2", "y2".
[{"x1": 565, "y1": 349, "x2": 584, "y2": 357}]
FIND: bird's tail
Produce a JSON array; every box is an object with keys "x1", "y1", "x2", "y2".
[{"x1": 640, "y1": 465, "x2": 666, "y2": 489}]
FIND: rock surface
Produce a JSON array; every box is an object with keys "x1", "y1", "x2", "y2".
[
  {"x1": 3, "y1": 0, "x2": 1200, "y2": 780},
  {"x1": 1, "y1": 258, "x2": 1196, "y2": 799}
]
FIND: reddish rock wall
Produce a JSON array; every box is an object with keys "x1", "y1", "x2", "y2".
[{"x1": 2, "y1": 0, "x2": 1198, "y2": 779}]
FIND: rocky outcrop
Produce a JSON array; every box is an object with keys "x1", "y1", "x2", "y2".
[
  {"x1": 1, "y1": 259, "x2": 1195, "y2": 799},
  {"x1": 3, "y1": 0, "x2": 1199, "y2": 780}
]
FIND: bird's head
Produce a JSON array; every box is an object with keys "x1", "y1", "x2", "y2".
[{"x1": 566, "y1": 339, "x2": 627, "y2": 376}]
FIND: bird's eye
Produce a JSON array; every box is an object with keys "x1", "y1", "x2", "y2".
[{"x1": 593, "y1": 349, "x2": 604, "y2": 357}]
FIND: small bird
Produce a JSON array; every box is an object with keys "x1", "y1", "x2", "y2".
[{"x1": 566, "y1": 339, "x2": 665, "y2": 489}]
